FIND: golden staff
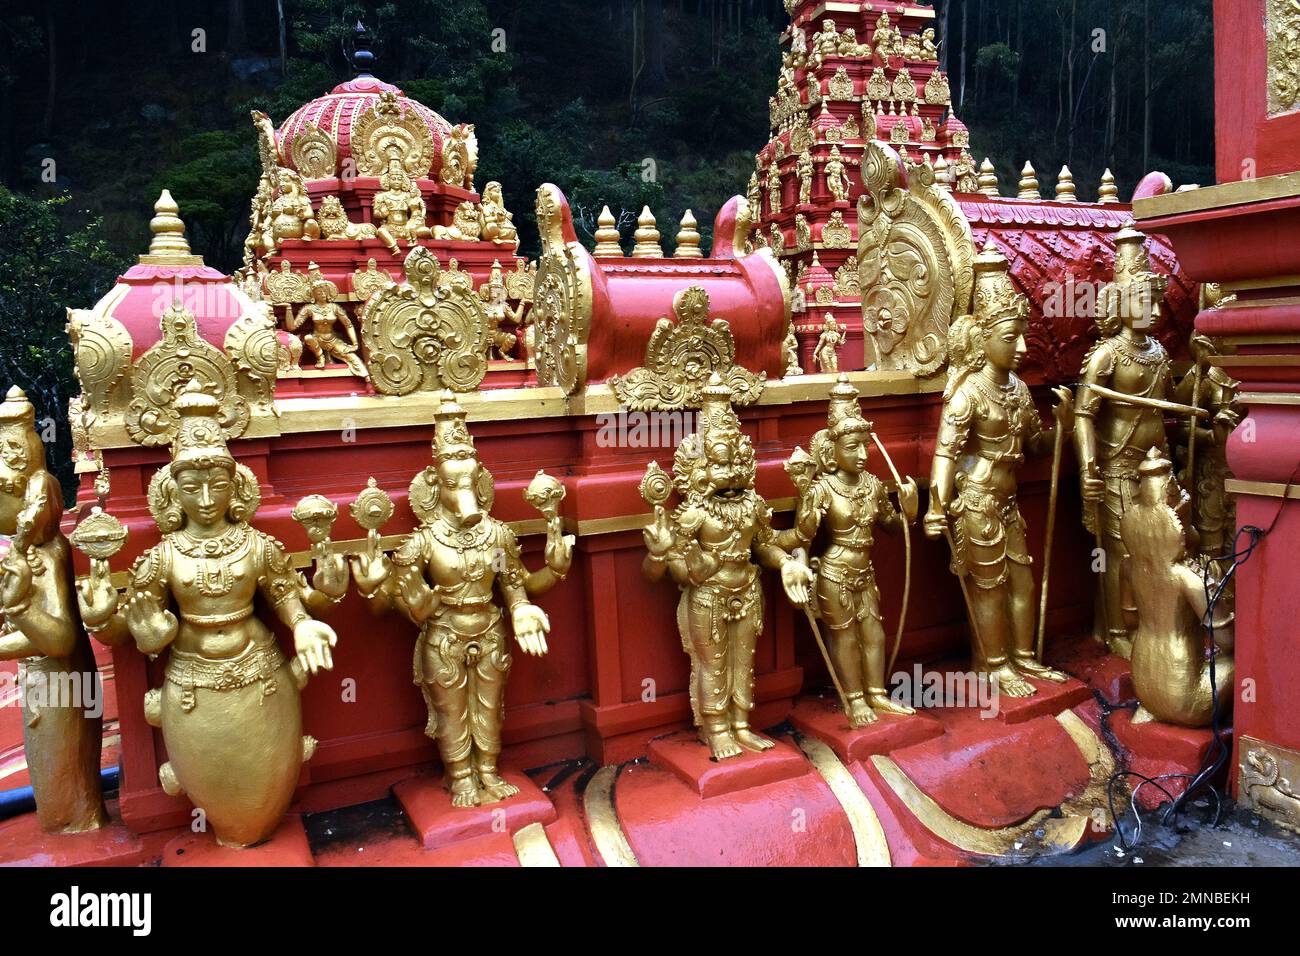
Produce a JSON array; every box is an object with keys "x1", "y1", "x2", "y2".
[
  {"x1": 1185, "y1": 363, "x2": 1204, "y2": 515},
  {"x1": 870, "y1": 432, "x2": 914, "y2": 675},
  {"x1": 939, "y1": 522, "x2": 985, "y2": 660},
  {"x1": 1077, "y1": 382, "x2": 1209, "y2": 419},
  {"x1": 1035, "y1": 414, "x2": 1067, "y2": 662},
  {"x1": 800, "y1": 581, "x2": 854, "y2": 720}
]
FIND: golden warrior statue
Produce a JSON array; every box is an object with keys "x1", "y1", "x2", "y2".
[
  {"x1": 925, "y1": 246, "x2": 1073, "y2": 697},
  {"x1": 786, "y1": 376, "x2": 918, "y2": 726},
  {"x1": 288, "y1": 264, "x2": 370, "y2": 380},
  {"x1": 77, "y1": 382, "x2": 337, "y2": 847},
  {"x1": 0, "y1": 387, "x2": 108, "y2": 833},
  {"x1": 641, "y1": 374, "x2": 814, "y2": 760},
  {"x1": 351, "y1": 394, "x2": 572, "y2": 808},
  {"x1": 1074, "y1": 226, "x2": 1172, "y2": 658}
]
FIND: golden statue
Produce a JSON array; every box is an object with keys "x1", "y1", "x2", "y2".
[
  {"x1": 1075, "y1": 227, "x2": 1174, "y2": 658},
  {"x1": 350, "y1": 395, "x2": 573, "y2": 807},
  {"x1": 797, "y1": 150, "x2": 814, "y2": 205},
  {"x1": 287, "y1": 265, "x2": 370, "y2": 379},
  {"x1": 767, "y1": 163, "x2": 783, "y2": 217},
  {"x1": 924, "y1": 247, "x2": 1073, "y2": 697},
  {"x1": 783, "y1": 324, "x2": 803, "y2": 377},
  {"x1": 373, "y1": 157, "x2": 434, "y2": 253},
  {"x1": 317, "y1": 195, "x2": 380, "y2": 242},
  {"x1": 1122, "y1": 450, "x2": 1234, "y2": 727},
  {"x1": 815, "y1": 314, "x2": 845, "y2": 373},
  {"x1": 76, "y1": 382, "x2": 337, "y2": 847},
  {"x1": 640, "y1": 374, "x2": 814, "y2": 760},
  {"x1": 786, "y1": 376, "x2": 919, "y2": 726},
  {"x1": 271, "y1": 167, "x2": 320, "y2": 246},
  {"x1": 0, "y1": 387, "x2": 108, "y2": 833},
  {"x1": 480, "y1": 260, "x2": 523, "y2": 360},
  {"x1": 824, "y1": 146, "x2": 853, "y2": 203},
  {"x1": 479, "y1": 182, "x2": 518, "y2": 246},
  {"x1": 433, "y1": 201, "x2": 483, "y2": 242}
]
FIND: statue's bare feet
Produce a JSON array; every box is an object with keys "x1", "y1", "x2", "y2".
[
  {"x1": 708, "y1": 731, "x2": 743, "y2": 761},
  {"x1": 448, "y1": 777, "x2": 481, "y2": 808},
  {"x1": 989, "y1": 665, "x2": 1036, "y2": 698},
  {"x1": 1014, "y1": 657, "x2": 1069, "y2": 683},
  {"x1": 478, "y1": 772, "x2": 520, "y2": 803},
  {"x1": 734, "y1": 727, "x2": 775, "y2": 752},
  {"x1": 1107, "y1": 633, "x2": 1133, "y2": 660},
  {"x1": 868, "y1": 692, "x2": 916, "y2": 716},
  {"x1": 847, "y1": 697, "x2": 879, "y2": 727}
]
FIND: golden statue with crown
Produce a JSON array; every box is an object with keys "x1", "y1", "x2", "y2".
[
  {"x1": 350, "y1": 393, "x2": 573, "y2": 808},
  {"x1": 75, "y1": 381, "x2": 337, "y2": 847}
]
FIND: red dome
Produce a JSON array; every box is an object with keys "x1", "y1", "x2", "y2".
[{"x1": 276, "y1": 76, "x2": 455, "y2": 180}]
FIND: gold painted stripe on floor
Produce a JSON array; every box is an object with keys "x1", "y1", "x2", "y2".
[
  {"x1": 582, "y1": 766, "x2": 639, "y2": 867},
  {"x1": 512, "y1": 821, "x2": 561, "y2": 867},
  {"x1": 797, "y1": 734, "x2": 892, "y2": 867}
]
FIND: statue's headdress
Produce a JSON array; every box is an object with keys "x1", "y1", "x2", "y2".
[
  {"x1": 944, "y1": 244, "x2": 1027, "y2": 398},
  {"x1": 825, "y1": 374, "x2": 872, "y2": 440},
  {"x1": 1098, "y1": 226, "x2": 1168, "y2": 335},
  {"x1": 307, "y1": 261, "x2": 338, "y2": 301},
  {"x1": 169, "y1": 380, "x2": 235, "y2": 475},
  {"x1": 432, "y1": 391, "x2": 476, "y2": 463}
]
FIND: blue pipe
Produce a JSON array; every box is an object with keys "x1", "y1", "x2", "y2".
[{"x1": 0, "y1": 766, "x2": 119, "y2": 821}]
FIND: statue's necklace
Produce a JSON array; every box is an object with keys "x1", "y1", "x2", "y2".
[
  {"x1": 1112, "y1": 335, "x2": 1165, "y2": 368},
  {"x1": 828, "y1": 473, "x2": 875, "y2": 523},
  {"x1": 427, "y1": 518, "x2": 493, "y2": 583},
  {"x1": 175, "y1": 525, "x2": 249, "y2": 598}
]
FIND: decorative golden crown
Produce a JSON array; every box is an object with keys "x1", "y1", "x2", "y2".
[
  {"x1": 432, "y1": 391, "x2": 475, "y2": 461},
  {"x1": 826, "y1": 374, "x2": 872, "y2": 437},
  {"x1": 0, "y1": 386, "x2": 35, "y2": 426},
  {"x1": 972, "y1": 242, "x2": 1029, "y2": 327},
  {"x1": 170, "y1": 379, "x2": 234, "y2": 470}
]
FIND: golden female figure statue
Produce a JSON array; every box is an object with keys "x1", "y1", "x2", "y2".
[
  {"x1": 1074, "y1": 227, "x2": 1172, "y2": 658},
  {"x1": 1122, "y1": 449, "x2": 1233, "y2": 727},
  {"x1": 77, "y1": 382, "x2": 337, "y2": 847},
  {"x1": 786, "y1": 376, "x2": 918, "y2": 726},
  {"x1": 641, "y1": 375, "x2": 814, "y2": 760},
  {"x1": 351, "y1": 395, "x2": 572, "y2": 808},
  {"x1": 479, "y1": 181, "x2": 518, "y2": 246},
  {"x1": 815, "y1": 314, "x2": 845, "y2": 373},
  {"x1": 924, "y1": 246, "x2": 1073, "y2": 698},
  {"x1": 270, "y1": 168, "x2": 320, "y2": 246},
  {"x1": 0, "y1": 387, "x2": 107, "y2": 833}
]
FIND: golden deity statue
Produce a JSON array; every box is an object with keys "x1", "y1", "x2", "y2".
[
  {"x1": 77, "y1": 382, "x2": 338, "y2": 847},
  {"x1": 786, "y1": 376, "x2": 919, "y2": 726},
  {"x1": 288, "y1": 265, "x2": 370, "y2": 379},
  {"x1": 924, "y1": 247, "x2": 1073, "y2": 697},
  {"x1": 783, "y1": 324, "x2": 803, "y2": 377},
  {"x1": 824, "y1": 146, "x2": 853, "y2": 204},
  {"x1": 373, "y1": 157, "x2": 434, "y2": 253},
  {"x1": 271, "y1": 167, "x2": 320, "y2": 246},
  {"x1": 351, "y1": 395, "x2": 573, "y2": 807},
  {"x1": 641, "y1": 375, "x2": 814, "y2": 760},
  {"x1": 1074, "y1": 227, "x2": 1173, "y2": 658},
  {"x1": 767, "y1": 163, "x2": 783, "y2": 217},
  {"x1": 815, "y1": 314, "x2": 845, "y2": 373},
  {"x1": 480, "y1": 260, "x2": 523, "y2": 360},
  {"x1": 811, "y1": 19, "x2": 840, "y2": 68},
  {"x1": 797, "y1": 150, "x2": 814, "y2": 205},
  {"x1": 1122, "y1": 449, "x2": 1234, "y2": 727},
  {"x1": 479, "y1": 181, "x2": 518, "y2": 246},
  {"x1": 0, "y1": 387, "x2": 108, "y2": 833}
]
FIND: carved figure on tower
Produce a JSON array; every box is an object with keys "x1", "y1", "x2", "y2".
[
  {"x1": 373, "y1": 156, "x2": 434, "y2": 253},
  {"x1": 924, "y1": 246, "x2": 1074, "y2": 698},
  {"x1": 271, "y1": 167, "x2": 320, "y2": 247},
  {"x1": 815, "y1": 314, "x2": 846, "y2": 373},
  {"x1": 479, "y1": 181, "x2": 519, "y2": 247},
  {"x1": 797, "y1": 150, "x2": 814, "y2": 205},
  {"x1": 640, "y1": 375, "x2": 814, "y2": 760},
  {"x1": 824, "y1": 146, "x2": 853, "y2": 204},
  {"x1": 287, "y1": 264, "x2": 370, "y2": 380}
]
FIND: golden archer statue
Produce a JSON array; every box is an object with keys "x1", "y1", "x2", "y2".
[
  {"x1": 0, "y1": 387, "x2": 108, "y2": 833},
  {"x1": 924, "y1": 246, "x2": 1073, "y2": 697},
  {"x1": 641, "y1": 374, "x2": 814, "y2": 759},
  {"x1": 350, "y1": 394, "x2": 573, "y2": 808},
  {"x1": 76, "y1": 381, "x2": 337, "y2": 847},
  {"x1": 786, "y1": 376, "x2": 919, "y2": 726}
]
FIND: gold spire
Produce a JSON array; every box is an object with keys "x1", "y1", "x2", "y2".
[
  {"x1": 140, "y1": 189, "x2": 204, "y2": 266},
  {"x1": 978, "y1": 158, "x2": 999, "y2": 196},
  {"x1": 1055, "y1": 165, "x2": 1077, "y2": 202},
  {"x1": 674, "y1": 210, "x2": 703, "y2": 258},
  {"x1": 1017, "y1": 162, "x2": 1040, "y2": 200},
  {"x1": 934, "y1": 154, "x2": 952, "y2": 193},
  {"x1": 593, "y1": 205, "x2": 624, "y2": 257},
  {"x1": 1098, "y1": 168, "x2": 1120, "y2": 204},
  {"x1": 631, "y1": 206, "x2": 664, "y2": 258}
]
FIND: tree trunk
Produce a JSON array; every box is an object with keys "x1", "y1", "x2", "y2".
[
  {"x1": 227, "y1": 0, "x2": 248, "y2": 54},
  {"x1": 1143, "y1": 0, "x2": 1151, "y2": 171},
  {"x1": 43, "y1": 2, "x2": 57, "y2": 139},
  {"x1": 277, "y1": 0, "x2": 288, "y2": 77},
  {"x1": 959, "y1": 0, "x2": 968, "y2": 107}
]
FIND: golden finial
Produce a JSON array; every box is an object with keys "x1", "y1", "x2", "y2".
[
  {"x1": 1055, "y1": 165, "x2": 1077, "y2": 202},
  {"x1": 1099, "y1": 168, "x2": 1120, "y2": 204},
  {"x1": 631, "y1": 206, "x2": 664, "y2": 258},
  {"x1": 593, "y1": 205, "x2": 623, "y2": 257},
  {"x1": 934, "y1": 154, "x2": 952, "y2": 193},
  {"x1": 978, "y1": 158, "x2": 999, "y2": 196},
  {"x1": 1017, "y1": 162, "x2": 1040, "y2": 200},
  {"x1": 140, "y1": 189, "x2": 203, "y2": 265},
  {"x1": 674, "y1": 210, "x2": 704, "y2": 258}
]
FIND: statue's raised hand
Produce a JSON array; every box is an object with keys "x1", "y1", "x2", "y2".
[
  {"x1": 0, "y1": 547, "x2": 33, "y2": 613},
  {"x1": 312, "y1": 549, "x2": 349, "y2": 602},
  {"x1": 896, "y1": 478, "x2": 920, "y2": 524},
  {"x1": 512, "y1": 603, "x2": 550, "y2": 656},
  {"x1": 122, "y1": 591, "x2": 178, "y2": 651},
  {"x1": 396, "y1": 567, "x2": 436, "y2": 622},
  {"x1": 348, "y1": 551, "x2": 391, "y2": 597},
  {"x1": 781, "y1": 555, "x2": 815, "y2": 607},
  {"x1": 76, "y1": 563, "x2": 120, "y2": 629},
  {"x1": 293, "y1": 618, "x2": 336, "y2": 676}
]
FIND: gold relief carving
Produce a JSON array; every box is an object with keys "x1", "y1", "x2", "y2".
[
  {"x1": 770, "y1": 223, "x2": 785, "y2": 256},
  {"x1": 823, "y1": 209, "x2": 853, "y2": 248},
  {"x1": 814, "y1": 283, "x2": 835, "y2": 306},
  {"x1": 505, "y1": 260, "x2": 537, "y2": 302},
  {"x1": 834, "y1": 256, "x2": 861, "y2": 297},
  {"x1": 1267, "y1": 0, "x2": 1300, "y2": 116},
  {"x1": 224, "y1": 302, "x2": 282, "y2": 419},
  {"x1": 924, "y1": 69, "x2": 951, "y2": 105},
  {"x1": 290, "y1": 121, "x2": 337, "y2": 180},
  {"x1": 351, "y1": 258, "x2": 395, "y2": 302},
  {"x1": 842, "y1": 114, "x2": 860, "y2": 139},
  {"x1": 857, "y1": 141, "x2": 974, "y2": 375},
  {"x1": 359, "y1": 246, "x2": 489, "y2": 395},
  {"x1": 350, "y1": 90, "x2": 435, "y2": 178},
  {"x1": 1239, "y1": 737, "x2": 1300, "y2": 834},
  {"x1": 317, "y1": 195, "x2": 379, "y2": 241},
  {"x1": 531, "y1": 185, "x2": 592, "y2": 395},
  {"x1": 125, "y1": 301, "x2": 250, "y2": 447},
  {"x1": 265, "y1": 260, "x2": 312, "y2": 305},
  {"x1": 892, "y1": 68, "x2": 917, "y2": 103},
  {"x1": 866, "y1": 67, "x2": 891, "y2": 102},
  {"x1": 828, "y1": 68, "x2": 856, "y2": 101},
  {"x1": 66, "y1": 306, "x2": 133, "y2": 419},
  {"x1": 440, "y1": 124, "x2": 477, "y2": 190},
  {"x1": 795, "y1": 213, "x2": 813, "y2": 251},
  {"x1": 609, "y1": 286, "x2": 765, "y2": 411}
]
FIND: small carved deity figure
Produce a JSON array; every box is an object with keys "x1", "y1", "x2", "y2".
[
  {"x1": 924, "y1": 247, "x2": 1073, "y2": 697},
  {"x1": 479, "y1": 181, "x2": 518, "y2": 246},
  {"x1": 824, "y1": 146, "x2": 852, "y2": 203},
  {"x1": 815, "y1": 314, "x2": 846, "y2": 373},
  {"x1": 480, "y1": 260, "x2": 523, "y2": 360},
  {"x1": 920, "y1": 27, "x2": 940, "y2": 61},
  {"x1": 641, "y1": 375, "x2": 813, "y2": 759},
  {"x1": 797, "y1": 150, "x2": 815, "y2": 205},
  {"x1": 1122, "y1": 449, "x2": 1234, "y2": 727},
  {"x1": 76, "y1": 382, "x2": 338, "y2": 847},
  {"x1": 787, "y1": 376, "x2": 919, "y2": 726},
  {"x1": 790, "y1": 27, "x2": 808, "y2": 67},
  {"x1": 373, "y1": 157, "x2": 434, "y2": 253},
  {"x1": 245, "y1": 175, "x2": 274, "y2": 263},
  {"x1": 271, "y1": 168, "x2": 320, "y2": 246},
  {"x1": 351, "y1": 396, "x2": 572, "y2": 807},
  {"x1": 811, "y1": 19, "x2": 840, "y2": 67},
  {"x1": 0, "y1": 387, "x2": 108, "y2": 833},
  {"x1": 288, "y1": 266, "x2": 370, "y2": 380},
  {"x1": 747, "y1": 171, "x2": 763, "y2": 217},
  {"x1": 873, "y1": 13, "x2": 898, "y2": 58},
  {"x1": 1074, "y1": 227, "x2": 1172, "y2": 658},
  {"x1": 317, "y1": 194, "x2": 379, "y2": 242},
  {"x1": 767, "y1": 163, "x2": 783, "y2": 217},
  {"x1": 783, "y1": 324, "x2": 803, "y2": 377}
]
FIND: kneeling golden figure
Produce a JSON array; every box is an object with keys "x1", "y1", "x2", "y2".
[{"x1": 77, "y1": 382, "x2": 337, "y2": 848}]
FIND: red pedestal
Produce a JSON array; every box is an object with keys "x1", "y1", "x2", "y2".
[
  {"x1": 788, "y1": 695, "x2": 944, "y2": 764},
  {"x1": 161, "y1": 814, "x2": 315, "y2": 867},
  {"x1": 647, "y1": 731, "x2": 811, "y2": 799},
  {"x1": 393, "y1": 771, "x2": 556, "y2": 850}
]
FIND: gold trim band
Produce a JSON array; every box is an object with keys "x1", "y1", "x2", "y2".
[
  {"x1": 511, "y1": 821, "x2": 562, "y2": 867},
  {"x1": 796, "y1": 734, "x2": 892, "y2": 867},
  {"x1": 582, "y1": 766, "x2": 639, "y2": 867}
]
